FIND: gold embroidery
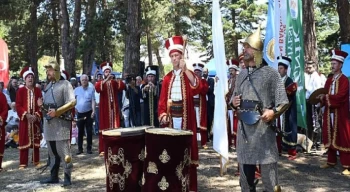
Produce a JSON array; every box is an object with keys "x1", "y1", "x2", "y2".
[
  {"x1": 324, "y1": 76, "x2": 350, "y2": 152},
  {"x1": 159, "y1": 149, "x2": 170, "y2": 164},
  {"x1": 139, "y1": 148, "x2": 145, "y2": 161},
  {"x1": 167, "y1": 74, "x2": 176, "y2": 128},
  {"x1": 176, "y1": 148, "x2": 190, "y2": 192},
  {"x1": 158, "y1": 176, "x2": 169, "y2": 191},
  {"x1": 181, "y1": 72, "x2": 187, "y2": 130},
  {"x1": 145, "y1": 146, "x2": 147, "y2": 158},
  {"x1": 107, "y1": 147, "x2": 132, "y2": 191},
  {"x1": 147, "y1": 162, "x2": 158, "y2": 174},
  {"x1": 149, "y1": 86, "x2": 155, "y2": 126},
  {"x1": 141, "y1": 173, "x2": 145, "y2": 185}
]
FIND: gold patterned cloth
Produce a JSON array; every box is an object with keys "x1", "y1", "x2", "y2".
[
  {"x1": 102, "y1": 127, "x2": 148, "y2": 192},
  {"x1": 142, "y1": 128, "x2": 192, "y2": 192}
]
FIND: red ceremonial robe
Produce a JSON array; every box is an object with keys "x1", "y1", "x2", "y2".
[
  {"x1": 322, "y1": 74, "x2": 350, "y2": 153},
  {"x1": 0, "y1": 93, "x2": 8, "y2": 170},
  {"x1": 95, "y1": 79, "x2": 126, "y2": 153},
  {"x1": 196, "y1": 79, "x2": 208, "y2": 146},
  {"x1": 16, "y1": 87, "x2": 42, "y2": 166},
  {"x1": 158, "y1": 70, "x2": 201, "y2": 191}
]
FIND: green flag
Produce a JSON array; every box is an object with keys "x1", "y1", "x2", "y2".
[{"x1": 286, "y1": 0, "x2": 307, "y2": 129}]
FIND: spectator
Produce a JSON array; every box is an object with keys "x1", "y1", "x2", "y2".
[
  {"x1": 71, "y1": 121, "x2": 78, "y2": 145},
  {"x1": 74, "y1": 74, "x2": 95, "y2": 155},
  {"x1": 0, "y1": 82, "x2": 11, "y2": 106},
  {"x1": 125, "y1": 75, "x2": 141, "y2": 126},
  {"x1": 70, "y1": 77, "x2": 77, "y2": 88},
  {"x1": 7, "y1": 77, "x2": 19, "y2": 102},
  {"x1": 121, "y1": 89, "x2": 130, "y2": 127},
  {"x1": 5, "y1": 127, "x2": 19, "y2": 149},
  {"x1": 5, "y1": 102, "x2": 19, "y2": 133},
  {"x1": 136, "y1": 76, "x2": 144, "y2": 125},
  {"x1": 304, "y1": 61, "x2": 323, "y2": 144},
  {"x1": 94, "y1": 84, "x2": 100, "y2": 135}
]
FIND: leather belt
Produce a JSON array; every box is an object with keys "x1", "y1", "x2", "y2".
[{"x1": 237, "y1": 100, "x2": 262, "y2": 125}]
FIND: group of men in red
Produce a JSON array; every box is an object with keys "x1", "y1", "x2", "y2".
[
  {"x1": 0, "y1": 67, "x2": 42, "y2": 172},
  {"x1": 1, "y1": 33, "x2": 350, "y2": 192}
]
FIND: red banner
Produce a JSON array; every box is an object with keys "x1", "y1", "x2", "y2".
[{"x1": 0, "y1": 39, "x2": 9, "y2": 88}]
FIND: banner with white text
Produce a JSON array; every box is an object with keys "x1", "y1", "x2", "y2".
[{"x1": 286, "y1": 0, "x2": 307, "y2": 129}]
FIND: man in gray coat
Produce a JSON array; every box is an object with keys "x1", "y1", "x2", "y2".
[{"x1": 232, "y1": 26, "x2": 289, "y2": 192}]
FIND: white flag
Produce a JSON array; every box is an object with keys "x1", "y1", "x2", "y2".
[{"x1": 212, "y1": 0, "x2": 229, "y2": 175}]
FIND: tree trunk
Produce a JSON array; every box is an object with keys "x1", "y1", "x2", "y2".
[
  {"x1": 82, "y1": 0, "x2": 97, "y2": 76},
  {"x1": 60, "y1": 0, "x2": 81, "y2": 77},
  {"x1": 145, "y1": 5, "x2": 153, "y2": 66},
  {"x1": 154, "y1": 48, "x2": 164, "y2": 78},
  {"x1": 147, "y1": 29, "x2": 153, "y2": 65},
  {"x1": 302, "y1": 0, "x2": 318, "y2": 66},
  {"x1": 52, "y1": 0, "x2": 60, "y2": 64},
  {"x1": 28, "y1": 0, "x2": 39, "y2": 82},
  {"x1": 336, "y1": 0, "x2": 350, "y2": 43},
  {"x1": 231, "y1": 0, "x2": 238, "y2": 58},
  {"x1": 123, "y1": 0, "x2": 141, "y2": 76}
]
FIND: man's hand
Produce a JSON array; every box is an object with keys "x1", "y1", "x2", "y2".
[
  {"x1": 91, "y1": 111, "x2": 95, "y2": 119},
  {"x1": 232, "y1": 95, "x2": 241, "y2": 108},
  {"x1": 144, "y1": 84, "x2": 150, "y2": 92},
  {"x1": 104, "y1": 75, "x2": 113, "y2": 83},
  {"x1": 179, "y1": 59, "x2": 187, "y2": 71},
  {"x1": 260, "y1": 109, "x2": 274, "y2": 122},
  {"x1": 37, "y1": 98, "x2": 43, "y2": 107},
  {"x1": 161, "y1": 115, "x2": 170, "y2": 125},
  {"x1": 317, "y1": 94, "x2": 325, "y2": 101},
  {"x1": 215, "y1": 76, "x2": 219, "y2": 83},
  {"x1": 26, "y1": 113, "x2": 35, "y2": 123},
  {"x1": 47, "y1": 108, "x2": 56, "y2": 118}
]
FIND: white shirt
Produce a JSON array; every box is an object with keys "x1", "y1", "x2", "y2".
[
  {"x1": 122, "y1": 90, "x2": 129, "y2": 110},
  {"x1": 330, "y1": 74, "x2": 341, "y2": 126},
  {"x1": 139, "y1": 84, "x2": 144, "y2": 103},
  {"x1": 305, "y1": 71, "x2": 322, "y2": 99},
  {"x1": 6, "y1": 109, "x2": 19, "y2": 126},
  {"x1": 171, "y1": 69, "x2": 183, "y2": 101},
  {"x1": 320, "y1": 74, "x2": 327, "y2": 87},
  {"x1": 94, "y1": 90, "x2": 100, "y2": 104}
]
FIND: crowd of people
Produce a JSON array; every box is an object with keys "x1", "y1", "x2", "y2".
[{"x1": 0, "y1": 27, "x2": 349, "y2": 192}]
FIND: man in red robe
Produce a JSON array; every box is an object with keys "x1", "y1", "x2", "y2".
[
  {"x1": 226, "y1": 59, "x2": 240, "y2": 149},
  {"x1": 158, "y1": 36, "x2": 201, "y2": 192},
  {"x1": 16, "y1": 66, "x2": 42, "y2": 169},
  {"x1": 192, "y1": 63, "x2": 209, "y2": 149},
  {"x1": 0, "y1": 92, "x2": 8, "y2": 172},
  {"x1": 95, "y1": 62, "x2": 125, "y2": 156},
  {"x1": 318, "y1": 50, "x2": 350, "y2": 175}
]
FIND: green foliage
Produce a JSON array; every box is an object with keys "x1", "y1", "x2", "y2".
[
  {"x1": 0, "y1": 0, "x2": 343, "y2": 79},
  {"x1": 0, "y1": 22, "x2": 9, "y2": 38},
  {"x1": 163, "y1": 63, "x2": 173, "y2": 75},
  {"x1": 315, "y1": 0, "x2": 339, "y2": 75}
]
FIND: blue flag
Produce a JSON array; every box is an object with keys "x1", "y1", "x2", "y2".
[
  {"x1": 90, "y1": 61, "x2": 98, "y2": 76},
  {"x1": 263, "y1": 1, "x2": 276, "y2": 69}
]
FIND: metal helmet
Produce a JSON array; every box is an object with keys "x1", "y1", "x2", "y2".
[
  {"x1": 242, "y1": 25, "x2": 264, "y2": 66},
  {"x1": 44, "y1": 59, "x2": 61, "y2": 81},
  {"x1": 242, "y1": 25, "x2": 263, "y2": 51}
]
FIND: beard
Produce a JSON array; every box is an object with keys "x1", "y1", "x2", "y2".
[{"x1": 243, "y1": 52, "x2": 254, "y2": 61}]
